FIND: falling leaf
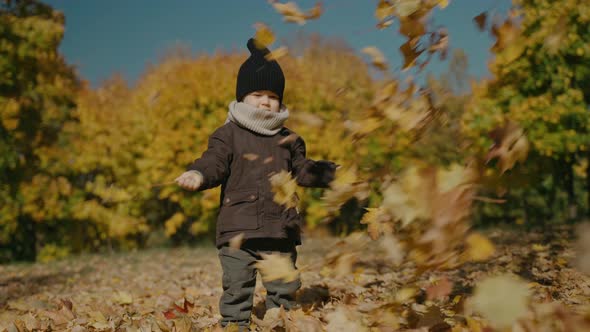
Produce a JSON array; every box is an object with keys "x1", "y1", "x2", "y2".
[
  {"x1": 265, "y1": 46, "x2": 289, "y2": 61},
  {"x1": 395, "y1": 0, "x2": 421, "y2": 17},
  {"x1": 465, "y1": 232, "x2": 495, "y2": 262},
  {"x1": 426, "y1": 276, "x2": 453, "y2": 300},
  {"x1": 271, "y1": 1, "x2": 309, "y2": 25},
  {"x1": 229, "y1": 233, "x2": 245, "y2": 249},
  {"x1": 400, "y1": 39, "x2": 424, "y2": 70},
  {"x1": 253, "y1": 22, "x2": 275, "y2": 49},
  {"x1": 360, "y1": 207, "x2": 392, "y2": 240},
  {"x1": 322, "y1": 166, "x2": 369, "y2": 215},
  {"x1": 243, "y1": 153, "x2": 259, "y2": 161},
  {"x1": 278, "y1": 133, "x2": 299, "y2": 146},
  {"x1": 377, "y1": 19, "x2": 394, "y2": 29},
  {"x1": 291, "y1": 112, "x2": 325, "y2": 127},
  {"x1": 471, "y1": 274, "x2": 530, "y2": 328},
  {"x1": 491, "y1": 19, "x2": 520, "y2": 52},
  {"x1": 438, "y1": 0, "x2": 450, "y2": 9},
  {"x1": 379, "y1": 233, "x2": 404, "y2": 265},
  {"x1": 362, "y1": 46, "x2": 389, "y2": 71},
  {"x1": 381, "y1": 167, "x2": 434, "y2": 226},
  {"x1": 375, "y1": 0, "x2": 395, "y2": 21},
  {"x1": 429, "y1": 28, "x2": 449, "y2": 60},
  {"x1": 269, "y1": 170, "x2": 298, "y2": 208},
  {"x1": 486, "y1": 121, "x2": 529, "y2": 173},
  {"x1": 399, "y1": 16, "x2": 426, "y2": 40},
  {"x1": 473, "y1": 12, "x2": 487, "y2": 31},
  {"x1": 437, "y1": 164, "x2": 477, "y2": 194},
  {"x1": 304, "y1": 1, "x2": 323, "y2": 20},
  {"x1": 255, "y1": 253, "x2": 299, "y2": 282}
]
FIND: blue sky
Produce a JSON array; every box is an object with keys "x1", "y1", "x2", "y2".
[{"x1": 44, "y1": 0, "x2": 511, "y2": 88}]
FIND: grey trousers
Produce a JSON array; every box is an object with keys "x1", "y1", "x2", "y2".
[{"x1": 218, "y1": 238, "x2": 301, "y2": 328}]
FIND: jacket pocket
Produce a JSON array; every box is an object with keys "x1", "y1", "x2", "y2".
[{"x1": 219, "y1": 190, "x2": 260, "y2": 232}]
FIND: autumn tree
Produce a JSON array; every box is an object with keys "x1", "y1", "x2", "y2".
[
  {"x1": 462, "y1": 0, "x2": 590, "y2": 223},
  {"x1": 0, "y1": 0, "x2": 80, "y2": 261}
]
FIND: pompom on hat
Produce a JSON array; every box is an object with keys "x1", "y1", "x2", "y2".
[{"x1": 235, "y1": 38, "x2": 285, "y2": 105}]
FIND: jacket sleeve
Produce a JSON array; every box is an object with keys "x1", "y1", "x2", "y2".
[
  {"x1": 186, "y1": 126, "x2": 233, "y2": 190},
  {"x1": 291, "y1": 136, "x2": 337, "y2": 188}
]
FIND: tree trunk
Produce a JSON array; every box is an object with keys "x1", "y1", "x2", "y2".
[
  {"x1": 587, "y1": 152, "x2": 590, "y2": 217},
  {"x1": 11, "y1": 215, "x2": 37, "y2": 261},
  {"x1": 565, "y1": 160, "x2": 577, "y2": 221}
]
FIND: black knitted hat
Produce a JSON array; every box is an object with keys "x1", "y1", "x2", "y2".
[{"x1": 236, "y1": 38, "x2": 285, "y2": 105}]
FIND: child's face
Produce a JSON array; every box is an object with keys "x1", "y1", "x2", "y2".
[{"x1": 243, "y1": 90, "x2": 280, "y2": 113}]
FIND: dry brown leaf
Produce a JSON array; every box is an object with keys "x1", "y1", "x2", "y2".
[
  {"x1": 322, "y1": 166, "x2": 369, "y2": 215},
  {"x1": 426, "y1": 276, "x2": 453, "y2": 300},
  {"x1": 360, "y1": 207, "x2": 392, "y2": 240},
  {"x1": 271, "y1": 1, "x2": 308, "y2": 25},
  {"x1": 243, "y1": 153, "x2": 259, "y2": 161},
  {"x1": 379, "y1": 233, "x2": 405, "y2": 265},
  {"x1": 291, "y1": 112, "x2": 325, "y2": 127},
  {"x1": 269, "y1": 170, "x2": 298, "y2": 208},
  {"x1": 395, "y1": 0, "x2": 421, "y2": 17},
  {"x1": 399, "y1": 16, "x2": 426, "y2": 40},
  {"x1": 375, "y1": 0, "x2": 395, "y2": 21},
  {"x1": 265, "y1": 46, "x2": 289, "y2": 61},
  {"x1": 486, "y1": 121, "x2": 529, "y2": 173},
  {"x1": 362, "y1": 46, "x2": 389, "y2": 71},
  {"x1": 229, "y1": 233, "x2": 245, "y2": 249},
  {"x1": 491, "y1": 19, "x2": 520, "y2": 52},
  {"x1": 304, "y1": 1, "x2": 323, "y2": 20},
  {"x1": 400, "y1": 39, "x2": 424, "y2": 70},
  {"x1": 429, "y1": 28, "x2": 449, "y2": 59},
  {"x1": 473, "y1": 12, "x2": 487, "y2": 31},
  {"x1": 255, "y1": 253, "x2": 299, "y2": 283},
  {"x1": 278, "y1": 133, "x2": 299, "y2": 146}
]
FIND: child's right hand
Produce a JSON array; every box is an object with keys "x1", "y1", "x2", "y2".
[{"x1": 174, "y1": 171, "x2": 203, "y2": 191}]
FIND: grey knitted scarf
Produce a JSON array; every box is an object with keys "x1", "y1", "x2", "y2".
[{"x1": 226, "y1": 101, "x2": 289, "y2": 136}]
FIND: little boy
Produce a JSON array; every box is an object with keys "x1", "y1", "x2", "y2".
[{"x1": 175, "y1": 38, "x2": 337, "y2": 329}]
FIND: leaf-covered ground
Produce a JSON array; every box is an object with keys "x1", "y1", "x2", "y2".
[{"x1": 1, "y1": 226, "x2": 589, "y2": 331}]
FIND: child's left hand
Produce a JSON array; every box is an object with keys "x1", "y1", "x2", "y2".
[{"x1": 174, "y1": 171, "x2": 203, "y2": 191}]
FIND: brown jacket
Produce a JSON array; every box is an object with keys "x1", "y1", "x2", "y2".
[{"x1": 187, "y1": 121, "x2": 337, "y2": 247}]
